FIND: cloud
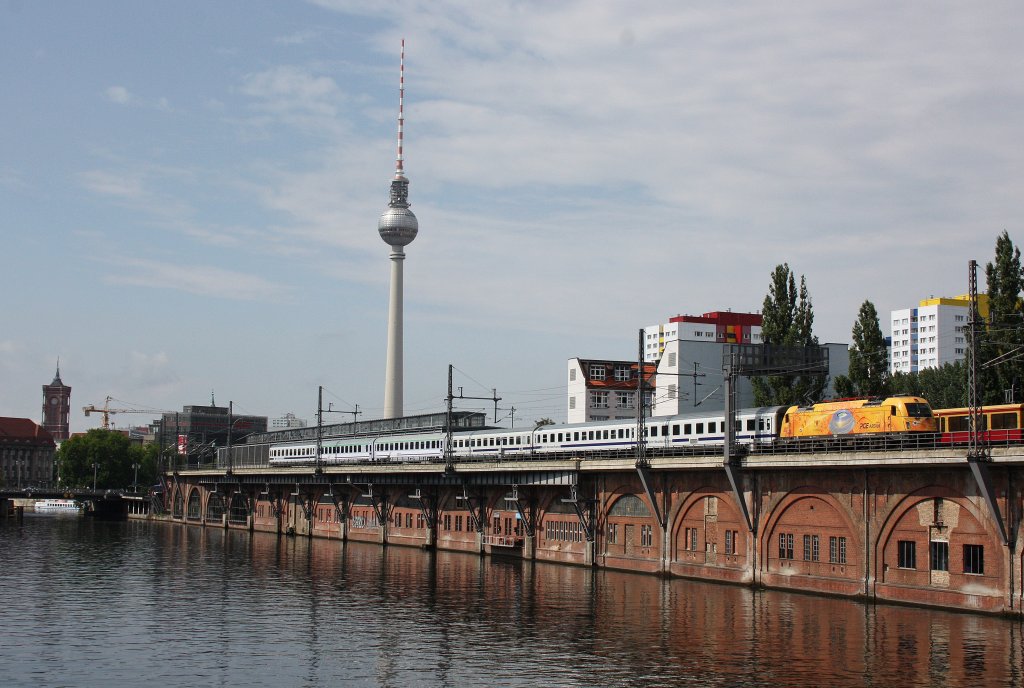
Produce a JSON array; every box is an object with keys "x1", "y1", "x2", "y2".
[
  {"x1": 239, "y1": 66, "x2": 343, "y2": 131},
  {"x1": 79, "y1": 169, "x2": 149, "y2": 199},
  {"x1": 105, "y1": 85, "x2": 131, "y2": 104},
  {"x1": 274, "y1": 29, "x2": 320, "y2": 46},
  {"x1": 100, "y1": 257, "x2": 291, "y2": 302}
]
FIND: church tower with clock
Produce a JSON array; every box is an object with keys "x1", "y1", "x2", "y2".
[{"x1": 42, "y1": 362, "x2": 71, "y2": 442}]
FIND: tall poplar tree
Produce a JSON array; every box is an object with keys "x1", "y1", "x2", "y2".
[
  {"x1": 752, "y1": 264, "x2": 826, "y2": 406},
  {"x1": 982, "y1": 231, "x2": 1024, "y2": 404},
  {"x1": 841, "y1": 300, "x2": 889, "y2": 397}
]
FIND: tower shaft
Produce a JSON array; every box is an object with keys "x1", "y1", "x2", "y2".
[{"x1": 383, "y1": 248, "x2": 406, "y2": 418}]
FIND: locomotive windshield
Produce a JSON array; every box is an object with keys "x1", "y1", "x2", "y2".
[{"x1": 904, "y1": 403, "x2": 933, "y2": 418}]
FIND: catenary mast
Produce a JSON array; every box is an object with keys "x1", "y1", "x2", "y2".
[{"x1": 378, "y1": 39, "x2": 418, "y2": 419}]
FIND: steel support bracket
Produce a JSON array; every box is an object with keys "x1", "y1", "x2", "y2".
[
  {"x1": 562, "y1": 483, "x2": 596, "y2": 542},
  {"x1": 325, "y1": 486, "x2": 347, "y2": 525},
  {"x1": 635, "y1": 460, "x2": 666, "y2": 530},
  {"x1": 507, "y1": 485, "x2": 536, "y2": 538},
  {"x1": 723, "y1": 459, "x2": 754, "y2": 533},
  {"x1": 461, "y1": 484, "x2": 485, "y2": 533},
  {"x1": 411, "y1": 488, "x2": 437, "y2": 530},
  {"x1": 967, "y1": 453, "x2": 1011, "y2": 546}
]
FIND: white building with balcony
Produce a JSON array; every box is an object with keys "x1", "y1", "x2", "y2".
[{"x1": 566, "y1": 359, "x2": 656, "y2": 424}]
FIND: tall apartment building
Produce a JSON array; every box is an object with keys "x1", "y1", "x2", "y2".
[
  {"x1": 270, "y1": 412, "x2": 307, "y2": 430},
  {"x1": 889, "y1": 296, "x2": 988, "y2": 374}
]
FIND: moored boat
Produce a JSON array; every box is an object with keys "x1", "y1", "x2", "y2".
[{"x1": 34, "y1": 499, "x2": 81, "y2": 513}]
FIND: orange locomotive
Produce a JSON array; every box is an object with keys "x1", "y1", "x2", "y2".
[{"x1": 778, "y1": 396, "x2": 937, "y2": 442}]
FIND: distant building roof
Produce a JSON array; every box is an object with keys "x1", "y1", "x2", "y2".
[
  {"x1": 668, "y1": 311, "x2": 762, "y2": 327},
  {"x1": 0, "y1": 417, "x2": 56, "y2": 446}
]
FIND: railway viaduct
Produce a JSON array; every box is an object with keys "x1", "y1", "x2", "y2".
[{"x1": 164, "y1": 444, "x2": 1024, "y2": 616}]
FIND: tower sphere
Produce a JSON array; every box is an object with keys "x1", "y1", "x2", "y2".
[{"x1": 378, "y1": 204, "x2": 418, "y2": 247}]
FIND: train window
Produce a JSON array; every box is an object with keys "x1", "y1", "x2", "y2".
[
  {"x1": 603, "y1": 430, "x2": 609, "y2": 439},
  {"x1": 696, "y1": 423, "x2": 704, "y2": 434},
  {"x1": 650, "y1": 426, "x2": 658, "y2": 437},
  {"x1": 991, "y1": 412, "x2": 1017, "y2": 430},
  {"x1": 684, "y1": 424, "x2": 691, "y2": 434},
  {"x1": 588, "y1": 431, "x2": 594, "y2": 440},
  {"x1": 947, "y1": 416, "x2": 972, "y2": 432},
  {"x1": 747, "y1": 419, "x2": 755, "y2": 431},
  {"x1": 890, "y1": 406, "x2": 896, "y2": 416},
  {"x1": 905, "y1": 403, "x2": 932, "y2": 418},
  {"x1": 574, "y1": 432, "x2": 580, "y2": 441},
  {"x1": 708, "y1": 422, "x2": 717, "y2": 433},
  {"x1": 558, "y1": 433, "x2": 564, "y2": 441},
  {"x1": 672, "y1": 424, "x2": 680, "y2": 436}
]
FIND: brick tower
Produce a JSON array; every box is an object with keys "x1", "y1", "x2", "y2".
[{"x1": 42, "y1": 362, "x2": 71, "y2": 442}]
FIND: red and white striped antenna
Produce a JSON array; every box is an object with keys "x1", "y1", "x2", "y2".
[{"x1": 395, "y1": 38, "x2": 405, "y2": 179}]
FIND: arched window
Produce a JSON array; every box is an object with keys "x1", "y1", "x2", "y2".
[{"x1": 609, "y1": 494, "x2": 651, "y2": 518}]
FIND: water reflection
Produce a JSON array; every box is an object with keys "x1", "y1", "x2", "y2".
[{"x1": 3, "y1": 514, "x2": 1021, "y2": 687}]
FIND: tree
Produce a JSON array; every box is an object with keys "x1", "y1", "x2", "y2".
[
  {"x1": 844, "y1": 300, "x2": 889, "y2": 397},
  {"x1": 752, "y1": 264, "x2": 826, "y2": 406},
  {"x1": 128, "y1": 443, "x2": 161, "y2": 492},
  {"x1": 890, "y1": 362, "x2": 967, "y2": 410},
  {"x1": 982, "y1": 231, "x2": 1024, "y2": 404},
  {"x1": 56, "y1": 429, "x2": 136, "y2": 490}
]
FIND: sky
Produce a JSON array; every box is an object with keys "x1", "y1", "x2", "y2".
[{"x1": 3, "y1": 1, "x2": 1023, "y2": 432}]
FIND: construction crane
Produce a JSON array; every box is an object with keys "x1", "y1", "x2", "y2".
[{"x1": 83, "y1": 396, "x2": 167, "y2": 430}]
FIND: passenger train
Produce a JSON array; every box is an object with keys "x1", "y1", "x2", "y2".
[{"x1": 267, "y1": 395, "x2": 937, "y2": 467}]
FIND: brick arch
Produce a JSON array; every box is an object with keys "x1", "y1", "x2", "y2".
[
  {"x1": 206, "y1": 491, "x2": 226, "y2": 520},
  {"x1": 600, "y1": 482, "x2": 656, "y2": 522},
  {"x1": 185, "y1": 486, "x2": 203, "y2": 521},
  {"x1": 874, "y1": 484, "x2": 1001, "y2": 587},
  {"x1": 172, "y1": 485, "x2": 185, "y2": 519},
  {"x1": 670, "y1": 486, "x2": 746, "y2": 565},
  {"x1": 760, "y1": 487, "x2": 860, "y2": 574},
  {"x1": 601, "y1": 485, "x2": 659, "y2": 562}
]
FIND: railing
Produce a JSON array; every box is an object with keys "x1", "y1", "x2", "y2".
[{"x1": 482, "y1": 534, "x2": 521, "y2": 548}]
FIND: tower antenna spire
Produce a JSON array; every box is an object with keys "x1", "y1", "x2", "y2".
[{"x1": 395, "y1": 38, "x2": 405, "y2": 179}]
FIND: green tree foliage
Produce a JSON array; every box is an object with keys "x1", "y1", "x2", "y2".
[
  {"x1": 889, "y1": 361, "x2": 967, "y2": 410},
  {"x1": 752, "y1": 264, "x2": 826, "y2": 406},
  {"x1": 56, "y1": 429, "x2": 158, "y2": 491},
  {"x1": 982, "y1": 231, "x2": 1024, "y2": 404},
  {"x1": 842, "y1": 300, "x2": 890, "y2": 397}
]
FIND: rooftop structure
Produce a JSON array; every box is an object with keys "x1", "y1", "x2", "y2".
[{"x1": 644, "y1": 311, "x2": 763, "y2": 362}]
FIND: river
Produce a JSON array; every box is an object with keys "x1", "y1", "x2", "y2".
[{"x1": 3, "y1": 513, "x2": 1022, "y2": 687}]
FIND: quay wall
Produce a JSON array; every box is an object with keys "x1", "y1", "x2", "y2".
[{"x1": 162, "y1": 452, "x2": 1024, "y2": 616}]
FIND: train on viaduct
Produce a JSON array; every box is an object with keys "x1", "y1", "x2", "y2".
[{"x1": 162, "y1": 428, "x2": 1024, "y2": 617}]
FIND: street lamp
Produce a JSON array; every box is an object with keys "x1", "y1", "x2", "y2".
[
  {"x1": 132, "y1": 462, "x2": 140, "y2": 493},
  {"x1": 92, "y1": 462, "x2": 98, "y2": 491}
]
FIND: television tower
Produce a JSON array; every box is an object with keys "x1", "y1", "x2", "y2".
[{"x1": 378, "y1": 39, "x2": 418, "y2": 419}]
